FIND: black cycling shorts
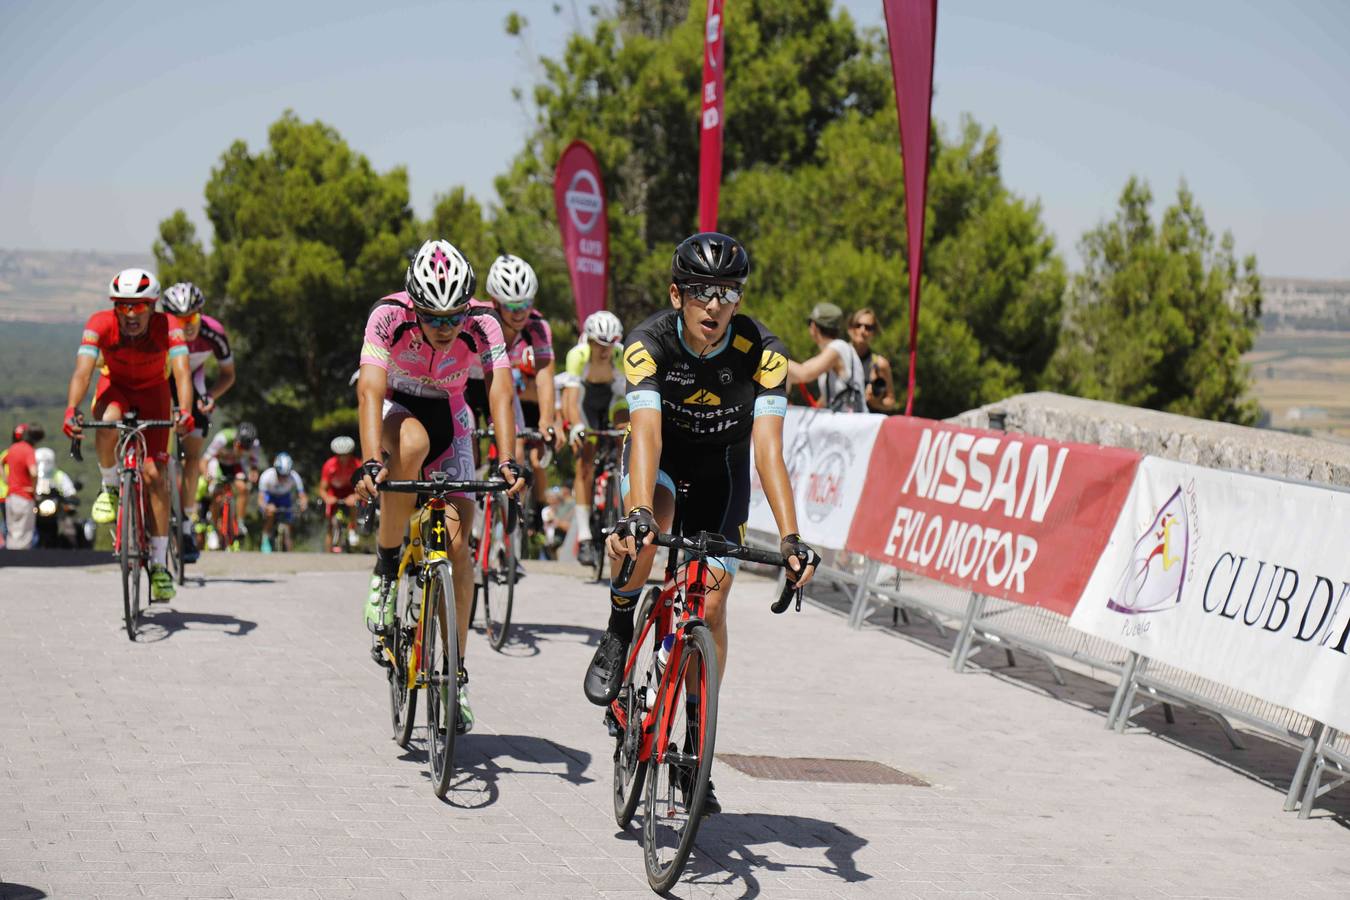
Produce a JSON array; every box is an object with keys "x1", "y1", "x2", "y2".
[
  {"x1": 520, "y1": 400, "x2": 540, "y2": 430},
  {"x1": 465, "y1": 377, "x2": 490, "y2": 427},
  {"x1": 169, "y1": 375, "x2": 211, "y2": 436},
  {"x1": 389, "y1": 390, "x2": 455, "y2": 468},
  {"x1": 581, "y1": 381, "x2": 613, "y2": 430},
  {"x1": 621, "y1": 437, "x2": 751, "y2": 546}
]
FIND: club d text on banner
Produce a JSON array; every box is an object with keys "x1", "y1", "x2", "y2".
[
  {"x1": 882, "y1": 0, "x2": 937, "y2": 416},
  {"x1": 1070, "y1": 458, "x2": 1350, "y2": 734},
  {"x1": 846, "y1": 418, "x2": 1141, "y2": 613},
  {"x1": 553, "y1": 140, "x2": 610, "y2": 325},
  {"x1": 698, "y1": 0, "x2": 726, "y2": 232}
]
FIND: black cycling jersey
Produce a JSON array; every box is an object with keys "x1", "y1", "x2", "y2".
[{"x1": 622, "y1": 309, "x2": 788, "y2": 448}]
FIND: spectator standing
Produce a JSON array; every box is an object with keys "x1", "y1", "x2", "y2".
[
  {"x1": 786, "y1": 302, "x2": 867, "y2": 412},
  {"x1": 848, "y1": 307, "x2": 898, "y2": 413},
  {"x1": 4, "y1": 424, "x2": 39, "y2": 550}
]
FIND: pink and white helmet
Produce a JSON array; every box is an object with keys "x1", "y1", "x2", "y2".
[
  {"x1": 406, "y1": 239, "x2": 475, "y2": 313},
  {"x1": 109, "y1": 268, "x2": 161, "y2": 302}
]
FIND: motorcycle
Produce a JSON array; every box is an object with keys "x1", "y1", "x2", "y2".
[{"x1": 34, "y1": 477, "x2": 93, "y2": 549}]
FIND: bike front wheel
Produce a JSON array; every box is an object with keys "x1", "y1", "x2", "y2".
[
  {"x1": 423, "y1": 562, "x2": 460, "y2": 798},
  {"x1": 484, "y1": 496, "x2": 515, "y2": 651},
  {"x1": 643, "y1": 623, "x2": 719, "y2": 892},
  {"x1": 118, "y1": 470, "x2": 143, "y2": 641},
  {"x1": 613, "y1": 586, "x2": 660, "y2": 829},
  {"x1": 167, "y1": 454, "x2": 185, "y2": 585}
]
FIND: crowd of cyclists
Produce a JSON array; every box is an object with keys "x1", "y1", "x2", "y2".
[{"x1": 48, "y1": 228, "x2": 829, "y2": 817}]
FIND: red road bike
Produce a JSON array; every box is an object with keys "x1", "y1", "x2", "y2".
[{"x1": 72, "y1": 413, "x2": 175, "y2": 641}]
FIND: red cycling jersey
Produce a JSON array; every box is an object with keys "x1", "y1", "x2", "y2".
[
  {"x1": 79, "y1": 309, "x2": 188, "y2": 390},
  {"x1": 321, "y1": 455, "x2": 361, "y2": 500}
]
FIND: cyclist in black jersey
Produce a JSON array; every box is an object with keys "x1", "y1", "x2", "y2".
[{"x1": 582, "y1": 232, "x2": 820, "y2": 814}]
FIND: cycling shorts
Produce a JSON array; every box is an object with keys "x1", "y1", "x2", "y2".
[
  {"x1": 520, "y1": 400, "x2": 540, "y2": 431},
  {"x1": 264, "y1": 492, "x2": 294, "y2": 520},
  {"x1": 581, "y1": 381, "x2": 620, "y2": 431},
  {"x1": 383, "y1": 391, "x2": 476, "y2": 493},
  {"x1": 169, "y1": 375, "x2": 211, "y2": 438},
  {"x1": 93, "y1": 376, "x2": 172, "y2": 464},
  {"x1": 620, "y1": 437, "x2": 751, "y2": 575}
]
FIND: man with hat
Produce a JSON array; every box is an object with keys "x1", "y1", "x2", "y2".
[{"x1": 787, "y1": 302, "x2": 868, "y2": 412}]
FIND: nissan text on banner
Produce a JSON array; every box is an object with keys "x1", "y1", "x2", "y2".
[
  {"x1": 846, "y1": 418, "x2": 1141, "y2": 614},
  {"x1": 882, "y1": 0, "x2": 937, "y2": 416},
  {"x1": 698, "y1": 0, "x2": 726, "y2": 232},
  {"x1": 553, "y1": 140, "x2": 610, "y2": 325},
  {"x1": 1071, "y1": 458, "x2": 1350, "y2": 734},
  {"x1": 748, "y1": 407, "x2": 885, "y2": 551}
]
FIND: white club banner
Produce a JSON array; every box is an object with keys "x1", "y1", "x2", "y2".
[
  {"x1": 1070, "y1": 456, "x2": 1350, "y2": 733},
  {"x1": 748, "y1": 407, "x2": 885, "y2": 549}
]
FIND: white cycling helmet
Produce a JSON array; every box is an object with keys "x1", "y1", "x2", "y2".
[
  {"x1": 330, "y1": 436, "x2": 356, "y2": 455},
  {"x1": 485, "y1": 254, "x2": 538, "y2": 305},
  {"x1": 109, "y1": 268, "x2": 161, "y2": 302},
  {"x1": 583, "y1": 310, "x2": 623, "y2": 347},
  {"x1": 406, "y1": 239, "x2": 475, "y2": 313},
  {"x1": 161, "y1": 282, "x2": 205, "y2": 316},
  {"x1": 273, "y1": 452, "x2": 293, "y2": 476}
]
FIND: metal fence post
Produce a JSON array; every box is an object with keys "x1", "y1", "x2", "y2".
[
  {"x1": 847, "y1": 558, "x2": 880, "y2": 630},
  {"x1": 1105, "y1": 652, "x2": 1140, "y2": 730},
  {"x1": 1285, "y1": 721, "x2": 1325, "y2": 813},
  {"x1": 1113, "y1": 655, "x2": 1150, "y2": 734},
  {"x1": 950, "y1": 593, "x2": 986, "y2": 672}
]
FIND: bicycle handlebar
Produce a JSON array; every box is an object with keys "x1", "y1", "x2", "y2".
[
  {"x1": 69, "y1": 419, "x2": 176, "y2": 462},
  {"x1": 611, "y1": 529, "x2": 805, "y2": 614},
  {"x1": 358, "y1": 476, "x2": 519, "y2": 532}
]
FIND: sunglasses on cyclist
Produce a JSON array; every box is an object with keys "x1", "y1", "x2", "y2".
[
  {"x1": 113, "y1": 301, "x2": 150, "y2": 315},
  {"x1": 417, "y1": 309, "x2": 469, "y2": 329},
  {"x1": 179, "y1": 312, "x2": 202, "y2": 327},
  {"x1": 498, "y1": 299, "x2": 534, "y2": 314},
  {"x1": 852, "y1": 321, "x2": 877, "y2": 333},
  {"x1": 683, "y1": 283, "x2": 743, "y2": 306}
]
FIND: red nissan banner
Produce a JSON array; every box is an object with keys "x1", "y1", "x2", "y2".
[
  {"x1": 845, "y1": 418, "x2": 1142, "y2": 615},
  {"x1": 553, "y1": 140, "x2": 610, "y2": 324},
  {"x1": 697, "y1": 0, "x2": 726, "y2": 232},
  {"x1": 882, "y1": 0, "x2": 937, "y2": 415}
]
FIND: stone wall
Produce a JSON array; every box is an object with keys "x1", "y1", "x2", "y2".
[{"x1": 951, "y1": 391, "x2": 1350, "y2": 489}]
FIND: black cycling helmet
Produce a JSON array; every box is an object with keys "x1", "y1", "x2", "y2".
[
  {"x1": 670, "y1": 232, "x2": 749, "y2": 286},
  {"x1": 235, "y1": 422, "x2": 258, "y2": 445}
]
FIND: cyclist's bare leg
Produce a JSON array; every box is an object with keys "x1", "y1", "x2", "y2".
[
  {"x1": 377, "y1": 413, "x2": 427, "y2": 549},
  {"x1": 573, "y1": 441, "x2": 596, "y2": 510},
  {"x1": 232, "y1": 475, "x2": 248, "y2": 532},
  {"x1": 180, "y1": 433, "x2": 205, "y2": 523},
  {"x1": 143, "y1": 457, "x2": 169, "y2": 537},
  {"x1": 94, "y1": 401, "x2": 122, "y2": 470},
  {"x1": 700, "y1": 568, "x2": 733, "y2": 682},
  {"x1": 445, "y1": 496, "x2": 477, "y2": 657},
  {"x1": 262, "y1": 507, "x2": 276, "y2": 541},
  {"x1": 530, "y1": 444, "x2": 548, "y2": 508}
]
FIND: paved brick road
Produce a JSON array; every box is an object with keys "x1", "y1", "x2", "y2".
[{"x1": 2, "y1": 554, "x2": 1347, "y2": 899}]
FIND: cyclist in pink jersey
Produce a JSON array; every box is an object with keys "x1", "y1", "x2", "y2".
[
  {"x1": 355, "y1": 239, "x2": 524, "y2": 731},
  {"x1": 162, "y1": 282, "x2": 235, "y2": 564}
]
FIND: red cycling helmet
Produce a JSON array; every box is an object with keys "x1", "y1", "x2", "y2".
[{"x1": 12, "y1": 423, "x2": 28, "y2": 442}]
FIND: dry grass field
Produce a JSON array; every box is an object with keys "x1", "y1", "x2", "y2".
[{"x1": 1245, "y1": 330, "x2": 1350, "y2": 442}]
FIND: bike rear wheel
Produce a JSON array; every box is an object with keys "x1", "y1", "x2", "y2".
[
  {"x1": 613, "y1": 586, "x2": 660, "y2": 829},
  {"x1": 643, "y1": 623, "x2": 719, "y2": 892},
  {"x1": 167, "y1": 453, "x2": 185, "y2": 585},
  {"x1": 118, "y1": 470, "x2": 143, "y2": 641},
  {"x1": 389, "y1": 568, "x2": 418, "y2": 747},
  {"x1": 423, "y1": 562, "x2": 459, "y2": 798},
  {"x1": 484, "y1": 496, "x2": 515, "y2": 651}
]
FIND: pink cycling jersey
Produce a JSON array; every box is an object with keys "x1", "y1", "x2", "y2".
[
  {"x1": 184, "y1": 314, "x2": 233, "y2": 394},
  {"x1": 465, "y1": 299, "x2": 554, "y2": 381},
  {"x1": 360, "y1": 292, "x2": 509, "y2": 419}
]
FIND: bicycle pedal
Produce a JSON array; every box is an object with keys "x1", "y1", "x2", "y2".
[{"x1": 604, "y1": 709, "x2": 621, "y2": 738}]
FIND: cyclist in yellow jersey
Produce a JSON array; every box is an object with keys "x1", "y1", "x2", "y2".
[{"x1": 558, "y1": 311, "x2": 627, "y2": 568}]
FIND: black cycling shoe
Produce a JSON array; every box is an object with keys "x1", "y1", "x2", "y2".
[
  {"x1": 577, "y1": 540, "x2": 598, "y2": 568},
  {"x1": 181, "y1": 533, "x2": 200, "y2": 564},
  {"x1": 583, "y1": 630, "x2": 628, "y2": 706}
]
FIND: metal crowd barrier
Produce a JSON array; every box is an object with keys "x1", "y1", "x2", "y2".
[{"x1": 742, "y1": 530, "x2": 1345, "y2": 818}]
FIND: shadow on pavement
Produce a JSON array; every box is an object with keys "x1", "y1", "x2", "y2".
[
  {"x1": 485, "y1": 622, "x2": 604, "y2": 658},
  {"x1": 0, "y1": 549, "x2": 111, "y2": 568},
  {"x1": 194, "y1": 577, "x2": 279, "y2": 585},
  {"x1": 666, "y1": 812, "x2": 870, "y2": 899},
  {"x1": 0, "y1": 884, "x2": 48, "y2": 900},
  {"x1": 401, "y1": 732, "x2": 595, "y2": 809},
  {"x1": 818, "y1": 580, "x2": 1350, "y2": 821},
  {"x1": 135, "y1": 609, "x2": 258, "y2": 641}
]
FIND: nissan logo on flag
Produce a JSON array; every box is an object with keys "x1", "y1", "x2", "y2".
[{"x1": 564, "y1": 169, "x2": 603, "y2": 234}]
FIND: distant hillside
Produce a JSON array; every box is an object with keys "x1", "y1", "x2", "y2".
[
  {"x1": 0, "y1": 248, "x2": 155, "y2": 322},
  {"x1": 1262, "y1": 277, "x2": 1350, "y2": 332}
]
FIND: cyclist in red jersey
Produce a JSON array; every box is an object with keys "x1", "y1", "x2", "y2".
[
  {"x1": 319, "y1": 436, "x2": 361, "y2": 552},
  {"x1": 62, "y1": 268, "x2": 194, "y2": 601}
]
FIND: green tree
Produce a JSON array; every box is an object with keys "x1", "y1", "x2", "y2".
[
  {"x1": 153, "y1": 111, "x2": 419, "y2": 468},
  {"x1": 497, "y1": 1, "x2": 1063, "y2": 415},
  {"x1": 1046, "y1": 177, "x2": 1262, "y2": 424}
]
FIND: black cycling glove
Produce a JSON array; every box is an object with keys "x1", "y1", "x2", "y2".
[
  {"x1": 614, "y1": 505, "x2": 657, "y2": 544},
  {"x1": 780, "y1": 533, "x2": 820, "y2": 581}
]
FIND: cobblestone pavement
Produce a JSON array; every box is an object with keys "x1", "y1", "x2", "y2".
[{"x1": 2, "y1": 555, "x2": 1348, "y2": 899}]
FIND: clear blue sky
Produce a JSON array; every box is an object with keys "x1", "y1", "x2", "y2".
[{"x1": 2, "y1": 0, "x2": 1346, "y2": 277}]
